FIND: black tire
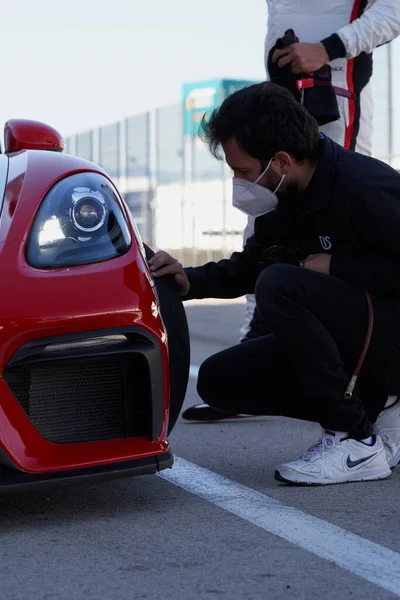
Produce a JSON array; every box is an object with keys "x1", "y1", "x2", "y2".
[{"x1": 144, "y1": 244, "x2": 190, "y2": 434}]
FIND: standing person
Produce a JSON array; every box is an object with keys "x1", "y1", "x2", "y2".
[
  {"x1": 183, "y1": 0, "x2": 400, "y2": 422},
  {"x1": 149, "y1": 82, "x2": 400, "y2": 484}
]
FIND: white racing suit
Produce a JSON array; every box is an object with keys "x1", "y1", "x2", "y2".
[{"x1": 240, "y1": 0, "x2": 400, "y2": 340}]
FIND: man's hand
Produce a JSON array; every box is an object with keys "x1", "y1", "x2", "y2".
[
  {"x1": 272, "y1": 42, "x2": 330, "y2": 74},
  {"x1": 302, "y1": 253, "x2": 332, "y2": 275},
  {"x1": 148, "y1": 251, "x2": 191, "y2": 297}
]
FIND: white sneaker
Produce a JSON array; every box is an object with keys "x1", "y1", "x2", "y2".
[
  {"x1": 275, "y1": 430, "x2": 391, "y2": 486},
  {"x1": 375, "y1": 396, "x2": 400, "y2": 468}
]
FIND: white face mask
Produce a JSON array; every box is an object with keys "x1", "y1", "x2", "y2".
[{"x1": 232, "y1": 158, "x2": 285, "y2": 218}]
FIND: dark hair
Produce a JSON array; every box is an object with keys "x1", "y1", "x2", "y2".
[{"x1": 200, "y1": 82, "x2": 320, "y2": 163}]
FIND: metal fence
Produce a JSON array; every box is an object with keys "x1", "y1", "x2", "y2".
[
  {"x1": 155, "y1": 104, "x2": 184, "y2": 184},
  {"x1": 75, "y1": 130, "x2": 94, "y2": 162},
  {"x1": 99, "y1": 123, "x2": 120, "y2": 179},
  {"x1": 126, "y1": 113, "x2": 150, "y2": 178}
]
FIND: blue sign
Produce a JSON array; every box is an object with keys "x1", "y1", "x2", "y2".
[{"x1": 182, "y1": 79, "x2": 259, "y2": 137}]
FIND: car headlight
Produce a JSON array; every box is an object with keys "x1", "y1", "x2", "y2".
[{"x1": 27, "y1": 173, "x2": 132, "y2": 268}]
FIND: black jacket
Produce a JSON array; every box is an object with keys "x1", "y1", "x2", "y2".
[{"x1": 185, "y1": 136, "x2": 400, "y2": 305}]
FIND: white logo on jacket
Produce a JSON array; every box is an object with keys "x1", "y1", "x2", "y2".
[{"x1": 319, "y1": 236, "x2": 332, "y2": 250}]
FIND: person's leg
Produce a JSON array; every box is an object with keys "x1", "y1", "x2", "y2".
[
  {"x1": 182, "y1": 305, "x2": 272, "y2": 421},
  {"x1": 241, "y1": 306, "x2": 270, "y2": 341},
  {"x1": 353, "y1": 83, "x2": 373, "y2": 156},
  {"x1": 319, "y1": 85, "x2": 372, "y2": 157},
  {"x1": 255, "y1": 264, "x2": 376, "y2": 437},
  {"x1": 240, "y1": 216, "x2": 264, "y2": 343},
  {"x1": 374, "y1": 347, "x2": 400, "y2": 467},
  {"x1": 239, "y1": 294, "x2": 257, "y2": 341},
  {"x1": 375, "y1": 395, "x2": 400, "y2": 468},
  {"x1": 182, "y1": 215, "x2": 263, "y2": 422},
  {"x1": 196, "y1": 302, "x2": 391, "y2": 486},
  {"x1": 197, "y1": 334, "x2": 315, "y2": 421},
  {"x1": 254, "y1": 264, "x2": 393, "y2": 484}
]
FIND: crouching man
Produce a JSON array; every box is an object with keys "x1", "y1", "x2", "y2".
[{"x1": 149, "y1": 82, "x2": 400, "y2": 486}]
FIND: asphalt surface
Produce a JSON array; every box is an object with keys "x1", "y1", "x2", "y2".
[{"x1": 1, "y1": 298, "x2": 400, "y2": 600}]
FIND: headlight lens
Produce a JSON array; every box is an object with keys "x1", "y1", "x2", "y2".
[
  {"x1": 27, "y1": 173, "x2": 132, "y2": 268},
  {"x1": 71, "y1": 190, "x2": 107, "y2": 232}
]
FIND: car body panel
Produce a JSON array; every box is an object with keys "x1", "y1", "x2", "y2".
[{"x1": 0, "y1": 149, "x2": 171, "y2": 475}]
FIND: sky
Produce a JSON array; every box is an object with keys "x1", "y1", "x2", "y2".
[{"x1": 0, "y1": 0, "x2": 267, "y2": 137}]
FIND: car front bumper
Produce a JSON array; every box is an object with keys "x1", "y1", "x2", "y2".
[
  {"x1": 0, "y1": 326, "x2": 170, "y2": 473},
  {"x1": 0, "y1": 449, "x2": 173, "y2": 494}
]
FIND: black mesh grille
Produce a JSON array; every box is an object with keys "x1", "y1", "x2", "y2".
[{"x1": 4, "y1": 358, "x2": 129, "y2": 444}]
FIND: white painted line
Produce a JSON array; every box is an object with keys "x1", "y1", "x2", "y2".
[
  {"x1": 185, "y1": 298, "x2": 246, "y2": 307},
  {"x1": 159, "y1": 457, "x2": 400, "y2": 597},
  {"x1": 189, "y1": 364, "x2": 200, "y2": 379}
]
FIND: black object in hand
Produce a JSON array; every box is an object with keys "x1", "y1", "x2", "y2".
[
  {"x1": 267, "y1": 28, "x2": 340, "y2": 126},
  {"x1": 276, "y1": 28, "x2": 297, "y2": 51}
]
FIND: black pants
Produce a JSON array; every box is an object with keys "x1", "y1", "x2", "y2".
[{"x1": 197, "y1": 265, "x2": 400, "y2": 439}]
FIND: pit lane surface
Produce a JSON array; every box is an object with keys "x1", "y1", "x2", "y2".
[{"x1": 1, "y1": 298, "x2": 399, "y2": 600}]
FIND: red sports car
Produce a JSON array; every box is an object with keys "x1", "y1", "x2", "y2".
[{"x1": 0, "y1": 119, "x2": 190, "y2": 492}]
